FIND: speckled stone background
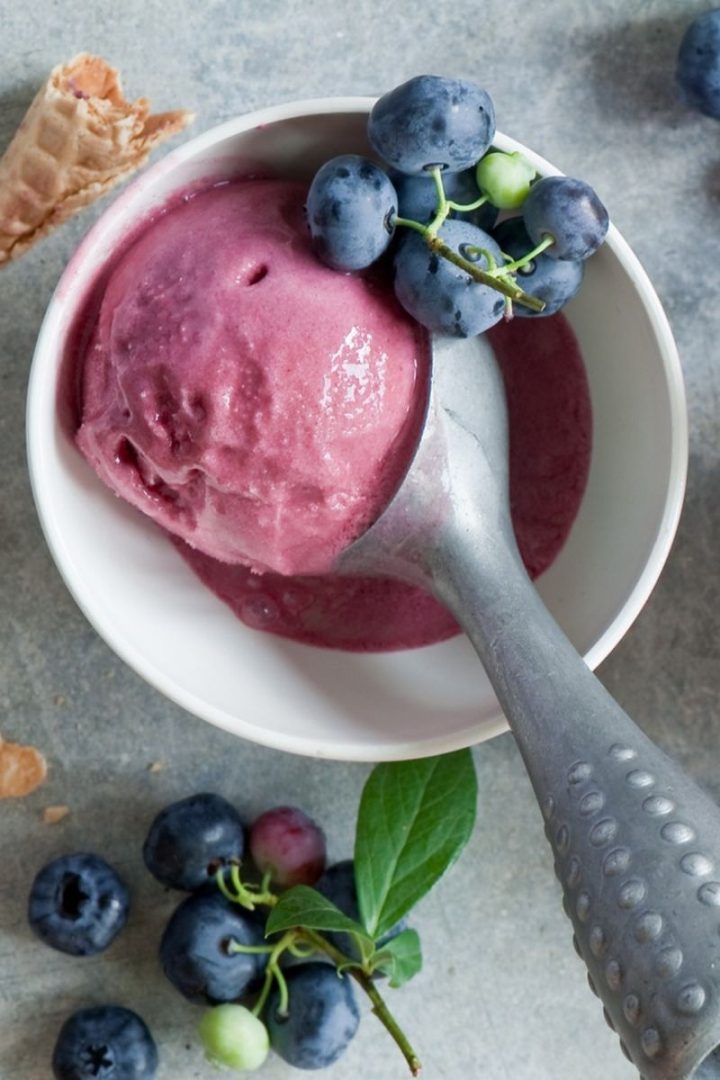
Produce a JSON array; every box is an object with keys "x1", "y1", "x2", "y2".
[{"x1": 1, "y1": 1, "x2": 719, "y2": 1077}]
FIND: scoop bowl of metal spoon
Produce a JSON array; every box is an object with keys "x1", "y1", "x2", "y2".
[{"x1": 338, "y1": 333, "x2": 720, "y2": 1080}]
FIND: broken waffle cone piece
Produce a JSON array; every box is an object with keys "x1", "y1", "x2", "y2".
[
  {"x1": 0, "y1": 52, "x2": 193, "y2": 265},
  {"x1": 42, "y1": 804, "x2": 70, "y2": 824},
  {"x1": 0, "y1": 734, "x2": 47, "y2": 798}
]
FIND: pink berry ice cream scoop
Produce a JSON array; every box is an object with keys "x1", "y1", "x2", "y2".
[{"x1": 76, "y1": 179, "x2": 427, "y2": 576}]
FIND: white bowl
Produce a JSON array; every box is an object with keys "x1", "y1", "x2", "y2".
[{"x1": 27, "y1": 98, "x2": 687, "y2": 761}]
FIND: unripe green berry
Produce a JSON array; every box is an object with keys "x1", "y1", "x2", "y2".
[
  {"x1": 199, "y1": 1004, "x2": 270, "y2": 1072},
  {"x1": 475, "y1": 151, "x2": 535, "y2": 210}
]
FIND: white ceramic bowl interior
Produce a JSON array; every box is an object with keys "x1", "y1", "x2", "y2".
[{"x1": 27, "y1": 98, "x2": 687, "y2": 761}]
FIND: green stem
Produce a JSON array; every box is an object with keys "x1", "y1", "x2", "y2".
[
  {"x1": 251, "y1": 930, "x2": 296, "y2": 1019},
  {"x1": 497, "y1": 234, "x2": 555, "y2": 275},
  {"x1": 425, "y1": 233, "x2": 545, "y2": 312},
  {"x1": 251, "y1": 968, "x2": 275, "y2": 1019},
  {"x1": 429, "y1": 165, "x2": 446, "y2": 210},
  {"x1": 216, "y1": 867, "x2": 242, "y2": 905},
  {"x1": 446, "y1": 193, "x2": 489, "y2": 213},
  {"x1": 391, "y1": 219, "x2": 545, "y2": 313},
  {"x1": 227, "y1": 941, "x2": 275, "y2": 956},
  {"x1": 287, "y1": 940, "x2": 316, "y2": 959},
  {"x1": 215, "y1": 866, "x2": 278, "y2": 911},
  {"x1": 425, "y1": 166, "x2": 451, "y2": 237},
  {"x1": 299, "y1": 929, "x2": 422, "y2": 1077},
  {"x1": 273, "y1": 965, "x2": 290, "y2": 1017},
  {"x1": 356, "y1": 970, "x2": 422, "y2": 1078},
  {"x1": 459, "y1": 244, "x2": 497, "y2": 272},
  {"x1": 392, "y1": 215, "x2": 430, "y2": 235},
  {"x1": 295, "y1": 928, "x2": 366, "y2": 973}
]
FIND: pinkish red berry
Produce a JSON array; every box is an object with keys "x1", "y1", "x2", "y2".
[{"x1": 249, "y1": 807, "x2": 326, "y2": 887}]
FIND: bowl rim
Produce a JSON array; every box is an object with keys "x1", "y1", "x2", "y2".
[{"x1": 26, "y1": 96, "x2": 688, "y2": 760}]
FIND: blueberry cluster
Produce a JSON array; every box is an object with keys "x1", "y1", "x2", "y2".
[
  {"x1": 306, "y1": 74, "x2": 609, "y2": 336},
  {"x1": 29, "y1": 792, "x2": 408, "y2": 1076}
]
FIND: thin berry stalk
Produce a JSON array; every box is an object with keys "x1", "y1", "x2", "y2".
[
  {"x1": 426, "y1": 234, "x2": 545, "y2": 312},
  {"x1": 298, "y1": 928, "x2": 422, "y2": 1076},
  {"x1": 390, "y1": 219, "x2": 544, "y2": 313},
  {"x1": 496, "y1": 234, "x2": 555, "y2": 274}
]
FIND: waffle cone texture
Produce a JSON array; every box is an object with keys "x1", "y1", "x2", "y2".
[{"x1": 0, "y1": 53, "x2": 193, "y2": 265}]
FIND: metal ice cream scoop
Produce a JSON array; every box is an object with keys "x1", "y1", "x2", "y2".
[{"x1": 338, "y1": 334, "x2": 720, "y2": 1080}]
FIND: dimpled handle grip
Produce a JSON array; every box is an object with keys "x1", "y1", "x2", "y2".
[
  {"x1": 542, "y1": 726, "x2": 720, "y2": 1079},
  {"x1": 435, "y1": 543, "x2": 720, "y2": 1080}
]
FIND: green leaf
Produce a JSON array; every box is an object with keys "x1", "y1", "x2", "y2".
[
  {"x1": 372, "y1": 929, "x2": 422, "y2": 988},
  {"x1": 355, "y1": 750, "x2": 477, "y2": 939},
  {"x1": 265, "y1": 886, "x2": 374, "y2": 953}
]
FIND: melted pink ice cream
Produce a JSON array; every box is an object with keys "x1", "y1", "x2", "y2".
[
  {"x1": 174, "y1": 313, "x2": 592, "y2": 651},
  {"x1": 76, "y1": 180, "x2": 427, "y2": 576}
]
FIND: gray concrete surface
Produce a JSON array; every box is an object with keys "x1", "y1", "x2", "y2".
[{"x1": 1, "y1": 1, "x2": 719, "y2": 1077}]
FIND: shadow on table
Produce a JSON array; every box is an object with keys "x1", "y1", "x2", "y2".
[
  {"x1": 578, "y1": 9, "x2": 699, "y2": 122},
  {"x1": 704, "y1": 160, "x2": 720, "y2": 205}
]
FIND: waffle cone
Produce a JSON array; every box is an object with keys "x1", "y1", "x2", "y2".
[
  {"x1": 0, "y1": 734, "x2": 47, "y2": 798},
  {"x1": 0, "y1": 53, "x2": 193, "y2": 265}
]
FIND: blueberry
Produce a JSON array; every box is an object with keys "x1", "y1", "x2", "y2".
[
  {"x1": 160, "y1": 891, "x2": 266, "y2": 1003},
  {"x1": 315, "y1": 860, "x2": 407, "y2": 957},
  {"x1": 306, "y1": 154, "x2": 397, "y2": 271},
  {"x1": 493, "y1": 218, "x2": 584, "y2": 317},
  {"x1": 522, "y1": 176, "x2": 608, "y2": 261},
  {"x1": 676, "y1": 9, "x2": 720, "y2": 118},
  {"x1": 52, "y1": 1005, "x2": 157, "y2": 1079},
  {"x1": 393, "y1": 218, "x2": 506, "y2": 337},
  {"x1": 265, "y1": 962, "x2": 360, "y2": 1070},
  {"x1": 249, "y1": 806, "x2": 326, "y2": 887},
  {"x1": 368, "y1": 75, "x2": 496, "y2": 175},
  {"x1": 142, "y1": 792, "x2": 245, "y2": 891},
  {"x1": 392, "y1": 167, "x2": 498, "y2": 231},
  {"x1": 28, "y1": 853, "x2": 129, "y2": 957}
]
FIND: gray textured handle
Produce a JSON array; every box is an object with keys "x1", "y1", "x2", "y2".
[
  {"x1": 341, "y1": 334, "x2": 719, "y2": 1076},
  {"x1": 435, "y1": 539, "x2": 720, "y2": 1080}
]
